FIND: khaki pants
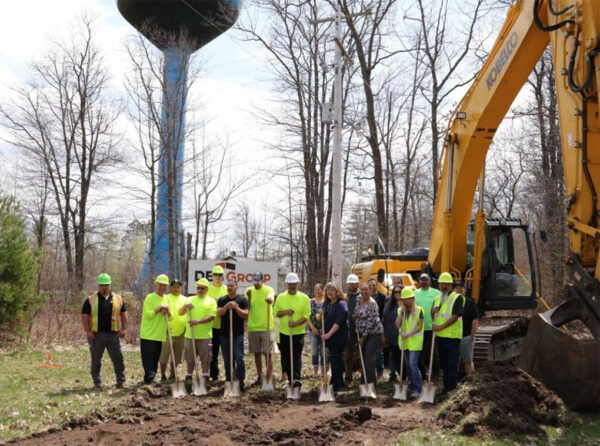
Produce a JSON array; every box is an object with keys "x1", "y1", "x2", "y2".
[
  {"x1": 159, "y1": 333, "x2": 185, "y2": 366},
  {"x1": 185, "y1": 338, "x2": 212, "y2": 372}
]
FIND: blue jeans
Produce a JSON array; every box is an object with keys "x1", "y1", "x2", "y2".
[
  {"x1": 309, "y1": 330, "x2": 324, "y2": 367},
  {"x1": 437, "y1": 337, "x2": 460, "y2": 392},
  {"x1": 220, "y1": 335, "x2": 245, "y2": 382},
  {"x1": 328, "y1": 342, "x2": 346, "y2": 391},
  {"x1": 403, "y1": 350, "x2": 422, "y2": 393}
]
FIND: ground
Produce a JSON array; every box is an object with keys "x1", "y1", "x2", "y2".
[{"x1": 0, "y1": 346, "x2": 598, "y2": 445}]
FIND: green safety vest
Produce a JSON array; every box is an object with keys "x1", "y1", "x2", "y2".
[
  {"x1": 398, "y1": 306, "x2": 424, "y2": 351},
  {"x1": 434, "y1": 291, "x2": 463, "y2": 339},
  {"x1": 89, "y1": 292, "x2": 123, "y2": 332}
]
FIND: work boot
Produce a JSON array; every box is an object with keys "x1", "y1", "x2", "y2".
[
  {"x1": 293, "y1": 380, "x2": 302, "y2": 388},
  {"x1": 251, "y1": 377, "x2": 262, "y2": 387},
  {"x1": 116, "y1": 382, "x2": 127, "y2": 389},
  {"x1": 240, "y1": 381, "x2": 246, "y2": 393},
  {"x1": 160, "y1": 376, "x2": 167, "y2": 383},
  {"x1": 93, "y1": 382, "x2": 103, "y2": 390}
]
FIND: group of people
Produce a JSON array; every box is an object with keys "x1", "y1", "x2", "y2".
[{"x1": 81, "y1": 267, "x2": 480, "y2": 400}]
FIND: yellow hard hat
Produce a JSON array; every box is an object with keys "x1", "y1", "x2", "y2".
[
  {"x1": 438, "y1": 272, "x2": 454, "y2": 284},
  {"x1": 212, "y1": 265, "x2": 225, "y2": 274},
  {"x1": 155, "y1": 274, "x2": 169, "y2": 285},
  {"x1": 196, "y1": 278, "x2": 210, "y2": 288},
  {"x1": 401, "y1": 288, "x2": 415, "y2": 299}
]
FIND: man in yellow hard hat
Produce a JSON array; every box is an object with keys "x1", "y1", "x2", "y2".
[
  {"x1": 140, "y1": 274, "x2": 171, "y2": 385},
  {"x1": 207, "y1": 265, "x2": 228, "y2": 380},
  {"x1": 159, "y1": 279, "x2": 187, "y2": 382},
  {"x1": 181, "y1": 278, "x2": 217, "y2": 381},
  {"x1": 415, "y1": 273, "x2": 440, "y2": 379},
  {"x1": 81, "y1": 273, "x2": 127, "y2": 389},
  {"x1": 431, "y1": 272, "x2": 464, "y2": 396}
]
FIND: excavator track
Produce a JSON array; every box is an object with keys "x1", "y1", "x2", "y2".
[{"x1": 473, "y1": 317, "x2": 529, "y2": 365}]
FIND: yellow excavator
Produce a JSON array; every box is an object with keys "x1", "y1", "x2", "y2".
[{"x1": 355, "y1": 0, "x2": 600, "y2": 409}]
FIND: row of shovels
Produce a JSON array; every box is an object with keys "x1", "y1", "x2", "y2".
[{"x1": 166, "y1": 308, "x2": 436, "y2": 404}]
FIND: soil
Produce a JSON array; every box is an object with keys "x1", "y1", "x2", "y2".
[
  {"x1": 436, "y1": 362, "x2": 568, "y2": 437},
  {"x1": 12, "y1": 384, "x2": 433, "y2": 445}
]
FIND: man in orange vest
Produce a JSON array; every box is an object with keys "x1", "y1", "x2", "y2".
[{"x1": 81, "y1": 273, "x2": 128, "y2": 389}]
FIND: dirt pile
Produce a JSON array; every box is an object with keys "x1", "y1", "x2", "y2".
[{"x1": 436, "y1": 362, "x2": 567, "y2": 437}]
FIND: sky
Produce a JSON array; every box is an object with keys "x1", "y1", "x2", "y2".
[{"x1": 0, "y1": 0, "x2": 288, "y2": 252}]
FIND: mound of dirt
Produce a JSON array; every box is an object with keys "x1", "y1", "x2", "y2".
[{"x1": 436, "y1": 362, "x2": 567, "y2": 437}]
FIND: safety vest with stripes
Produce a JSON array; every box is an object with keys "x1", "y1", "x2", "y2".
[
  {"x1": 398, "y1": 306, "x2": 425, "y2": 351},
  {"x1": 434, "y1": 291, "x2": 463, "y2": 339},
  {"x1": 89, "y1": 292, "x2": 123, "y2": 332}
]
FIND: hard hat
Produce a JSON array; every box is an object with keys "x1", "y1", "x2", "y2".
[
  {"x1": 252, "y1": 272, "x2": 264, "y2": 284},
  {"x1": 438, "y1": 272, "x2": 454, "y2": 284},
  {"x1": 196, "y1": 278, "x2": 210, "y2": 288},
  {"x1": 346, "y1": 274, "x2": 360, "y2": 284},
  {"x1": 401, "y1": 288, "x2": 415, "y2": 299},
  {"x1": 285, "y1": 272, "x2": 299, "y2": 284},
  {"x1": 155, "y1": 274, "x2": 169, "y2": 285},
  {"x1": 97, "y1": 273, "x2": 112, "y2": 285},
  {"x1": 212, "y1": 265, "x2": 225, "y2": 274}
]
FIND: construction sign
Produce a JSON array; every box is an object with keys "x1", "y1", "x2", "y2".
[{"x1": 187, "y1": 257, "x2": 280, "y2": 295}]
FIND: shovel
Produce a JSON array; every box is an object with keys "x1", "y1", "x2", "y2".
[
  {"x1": 393, "y1": 311, "x2": 408, "y2": 401},
  {"x1": 285, "y1": 318, "x2": 300, "y2": 400},
  {"x1": 261, "y1": 302, "x2": 275, "y2": 391},
  {"x1": 419, "y1": 332, "x2": 436, "y2": 404},
  {"x1": 165, "y1": 313, "x2": 186, "y2": 398},
  {"x1": 188, "y1": 308, "x2": 207, "y2": 396},
  {"x1": 224, "y1": 307, "x2": 240, "y2": 397},
  {"x1": 356, "y1": 325, "x2": 376, "y2": 399},
  {"x1": 318, "y1": 322, "x2": 334, "y2": 402}
]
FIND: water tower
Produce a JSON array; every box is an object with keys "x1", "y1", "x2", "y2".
[{"x1": 117, "y1": 0, "x2": 240, "y2": 285}]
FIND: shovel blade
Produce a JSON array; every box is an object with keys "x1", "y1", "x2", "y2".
[
  {"x1": 392, "y1": 383, "x2": 408, "y2": 400},
  {"x1": 170, "y1": 382, "x2": 187, "y2": 398},
  {"x1": 285, "y1": 386, "x2": 300, "y2": 400},
  {"x1": 261, "y1": 376, "x2": 275, "y2": 392},
  {"x1": 359, "y1": 383, "x2": 377, "y2": 399},
  {"x1": 318, "y1": 384, "x2": 335, "y2": 402},
  {"x1": 224, "y1": 381, "x2": 240, "y2": 398},
  {"x1": 192, "y1": 378, "x2": 207, "y2": 396},
  {"x1": 418, "y1": 383, "x2": 436, "y2": 404}
]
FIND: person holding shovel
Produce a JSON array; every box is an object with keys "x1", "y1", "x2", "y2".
[
  {"x1": 181, "y1": 278, "x2": 217, "y2": 383},
  {"x1": 245, "y1": 272, "x2": 275, "y2": 387},
  {"x1": 307, "y1": 282, "x2": 325, "y2": 376},
  {"x1": 320, "y1": 283, "x2": 348, "y2": 392},
  {"x1": 217, "y1": 279, "x2": 249, "y2": 392},
  {"x1": 159, "y1": 279, "x2": 187, "y2": 382},
  {"x1": 81, "y1": 273, "x2": 127, "y2": 389},
  {"x1": 396, "y1": 288, "x2": 425, "y2": 398},
  {"x1": 431, "y1": 272, "x2": 464, "y2": 396},
  {"x1": 274, "y1": 272, "x2": 311, "y2": 389},
  {"x1": 140, "y1": 274, "x2": 171, "y2": 385},
  {"x1": 208, "y1": 265, "x2": 228, "y2": 381},
  {"x1": 353, "y1": 284, "x2": 384, "y2": 388}
]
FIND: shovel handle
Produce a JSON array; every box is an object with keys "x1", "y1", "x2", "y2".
[
  {"x1": 165, "y1": 313, "x2": 180, "y2": 385},
  {"x1": 355, "y1": 324, "x2": 369, "y2": 387},
  {"x1": 427, "y1": 332, "x2": 436, "y2": 386},
  {"x1": 188, "y1": 308, "x2": 201, "y2": 381},
  {"x1": 399, "y1": 311, "x2": 405, "y2": 383}
]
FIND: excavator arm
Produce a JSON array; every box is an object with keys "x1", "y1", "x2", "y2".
[{"x1": 427, "y1": 0, "x2": 600, "y2": 409}]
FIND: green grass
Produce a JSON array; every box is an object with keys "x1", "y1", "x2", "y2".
[{"x1": 0, "y1": 347, "x2": 144, "y2": 441}]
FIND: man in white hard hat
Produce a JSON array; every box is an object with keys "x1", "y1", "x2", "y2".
[
  {"x1": 274, "y1": 272, "x2": 311, "y2": 389},
  {"x1": 344, "y1": 273, "x2": 360, "y2": 387}
]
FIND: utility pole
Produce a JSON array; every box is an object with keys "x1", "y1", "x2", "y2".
[{"x1": 314, "y1": 4, "x2": 370, "y2": 287}]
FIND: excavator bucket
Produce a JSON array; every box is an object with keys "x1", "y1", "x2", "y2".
[{"x1": 519, "y1": 299, "x2": 600, "y2": 409}]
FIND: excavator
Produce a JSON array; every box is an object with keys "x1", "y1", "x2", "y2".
[{"x1": 354, "y1": 0, "x2": 600, "y2": 409}]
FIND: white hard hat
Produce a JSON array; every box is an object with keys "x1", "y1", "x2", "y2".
[
  {"x1": 346, "y1": 274, "x2": 359, "y2": 284},
  {"x1": 285, "y1": 272, "x2": 300, "y2": 284}
]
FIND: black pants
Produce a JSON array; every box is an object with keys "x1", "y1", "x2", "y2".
[
  {"x1": 419, "y1": 330, "x2": 439, "y2": 379},
  {"x1": 89, "y1": 331, "x2": 125, "y2": 386},
  {"x1": 328, "y1": 341, "x2": 346, "y2": 391},
  {"x1": 437, "y1": 336, "x2": 460, "y2": 392},
  {"x1": 389, "y1": 344, "x2": 408, "y2": 381},
  {"x1": 279, "y1": 333, "x2": 304, "y2": 385},
  {"x1": 210, "y1": 328, "x2": 220, "y2": 380},
  {"x1": 344, "y1": 332, "x2": 357, "y2": 384},
  {"x1": 140, "y1": 339, "x2": 162, "y2": 384}
]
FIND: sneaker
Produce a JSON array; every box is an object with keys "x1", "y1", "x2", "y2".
[
  {"x1": 410, "y1": 391, "x2": 420, "y2": 398},
  {"x1": 251, "y1": 377, "x2": 262, "y2": 387}
]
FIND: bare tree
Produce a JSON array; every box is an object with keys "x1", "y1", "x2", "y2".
[{"x1": 0, "y1": 16, "x2": 121, "y2": 293}]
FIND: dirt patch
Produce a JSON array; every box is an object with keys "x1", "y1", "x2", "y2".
[
  {"x1": 436, "y1": 362, "x2": 568, "y2": 437},
  {"x1": 11, "y1": 385, "x2": 432, "y2": 445}
]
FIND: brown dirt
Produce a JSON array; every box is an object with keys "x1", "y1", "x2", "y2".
[
  {"x1": 436, "y1": 362, "x2": 568, "y2": 437},
  {"x1": 12, "y1": 384, "x2": 433, "y2": 445}
]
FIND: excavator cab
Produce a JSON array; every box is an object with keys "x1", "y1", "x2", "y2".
[{"x1": 467, "y1": 219, "x2": 537, "y2": 311}]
